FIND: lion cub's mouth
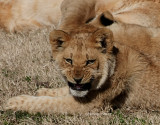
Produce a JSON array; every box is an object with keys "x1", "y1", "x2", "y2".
[{"x1": 68, "y1": 81, "x2": 91, "y2": 91}]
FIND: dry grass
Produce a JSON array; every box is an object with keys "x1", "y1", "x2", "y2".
[{"x1": 0, "y1": 27, "x2": 160, "y2": 125}]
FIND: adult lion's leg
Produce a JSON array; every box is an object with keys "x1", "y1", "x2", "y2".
[
  {"x1": 36, "y1": 86, "x2": 70, "y2": 97},
  {"x1": 5, "y1": 94, "x2": 96, "y2": 114}
]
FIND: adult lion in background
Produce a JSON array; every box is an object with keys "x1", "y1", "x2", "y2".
[
  {"x1": 0, "y1": 0, "x2": 160, "y2": 31},
  {"x1": 0, "y1": 0, "x2": 63, "y2": 31},
  {"x1": 5, "y1": 23, "x2": 160, "y2": 113}
]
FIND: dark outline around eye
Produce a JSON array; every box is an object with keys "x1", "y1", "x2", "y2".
[
  {"x1": 86, "y1": 59, "x2": 96, "y2": 66},
  {"x1": 100, "y1": 38, "x2": 107, "y2": 48},
  {"x1": 64, "y1": 58, "x2": 72, "y2": 65},
  {"x1": 57, "y1": 39, "x2": 64, "y2": 47}
]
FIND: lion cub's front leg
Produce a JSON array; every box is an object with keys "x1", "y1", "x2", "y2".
[
  {"x1": 5, "y1": 94, "x2": 98, "y2": 114},
  {"x1": 36, "y1": 86, "x2": 69, "y2": 97}
]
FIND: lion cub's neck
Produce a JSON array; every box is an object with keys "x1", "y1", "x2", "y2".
[{"x1": 91, "y1": 42, "x2": 148, "y2": 104}]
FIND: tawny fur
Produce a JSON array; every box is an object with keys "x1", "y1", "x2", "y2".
[
  {"x1": 0, "y1": 0, "x2": 63, "y2": 31},
  {"x1": 5, "y1": 24, "x2": 160, "y2": 113},
  {"x1": 1, "y1": 0, "x2": 160, "y2": 31},
  {"x1": 95, "y1": 0, "x2": 160, "y2": 28},
  {"x1": 4, "y1": 0, "x2": 160, "y2": 114}
]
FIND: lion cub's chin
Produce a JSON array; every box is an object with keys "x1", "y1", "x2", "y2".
[{"x1": 69, "y1": 88, "x2": 89, "y2": 97}]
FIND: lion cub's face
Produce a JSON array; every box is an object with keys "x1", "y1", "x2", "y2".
[{"x1": 50, "y1": 26, "x2": 116, "y2": 97}]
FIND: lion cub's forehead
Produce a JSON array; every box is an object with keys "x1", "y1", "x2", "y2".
[
  {"x1": 72, "y1": 33, "x2": 92, "y2": 40},
  {"x1": 63, "y1": 32, "x2": 98, "y2": 61},
  {"x1": 69, "y1": 32, "x2": 94, "y2": 46},
  {"x1": 73, "y1": 33, "x2": 91, "y2": 38},
  {"x1": 66, "y1": 33, "x2": 95, "y2": 53}
]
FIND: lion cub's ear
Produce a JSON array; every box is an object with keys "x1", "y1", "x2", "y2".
[
  {"x1": 49, "y1": 30, "x2": 70, "y2": 52},
  {"x1": 93, "y1": 28, "x2": 114, "y2": 53}
]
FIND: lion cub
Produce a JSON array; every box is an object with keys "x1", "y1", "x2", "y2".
[{"x1": 5, "y1": 24, "x2": 160, "y2": 113}]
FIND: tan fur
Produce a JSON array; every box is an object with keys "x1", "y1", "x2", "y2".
[
  {"x1": 95, "y1": 0, "x2": 160, "y2": 28},
  {"x1": 1, "y1": 0, "x2": 160, "y2": 31},
  {"x1": 5, "y1": 23, "x2": 160, "y2": 113},
  {"x1": 60, "y1": 0, "x2": 160, "y2": 29},
  {"x1": 4, "y1": 0, "x2": 160, "y2": 114},
  {"x1": 0, "y1": 0, "x2": 63, "y2": 31}
]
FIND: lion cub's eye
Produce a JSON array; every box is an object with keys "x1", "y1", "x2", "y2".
[
  {"x1": 64, "y1": 58, "x2": 72, "y2": 65},
  {"x1": 86, "y1": 59, "x2": 96, "y2": 66}
]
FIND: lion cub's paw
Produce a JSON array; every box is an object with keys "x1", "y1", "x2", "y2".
[
  {"x1": 36, "y1": 88, "x2": 56, "y2": 97},
  {"x1": 5, "y1": 95, "x2": 30, "y2": 110}
]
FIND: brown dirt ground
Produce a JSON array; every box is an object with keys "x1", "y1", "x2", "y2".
[{"x1": 0, "y1": 27, "x2": 160, "y2": 125}]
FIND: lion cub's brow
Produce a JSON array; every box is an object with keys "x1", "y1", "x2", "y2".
[
  {"x1": 72, "y1": 33, "x2": 92, "y2": 41},
  {"x1": 69, "y1": 32, "x2": 95, "y2": 49},
  {"x1": 66, "y1": 43, "x2": 96, "y2": 66}
]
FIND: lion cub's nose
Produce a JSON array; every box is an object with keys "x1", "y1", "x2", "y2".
[{"x1": 74, "y1": 78, "x2": 82, "y2": 84}]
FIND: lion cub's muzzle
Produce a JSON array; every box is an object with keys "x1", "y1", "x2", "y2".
[{"x1": 68, "y1": 81, "x2": 92, "y2": 91}]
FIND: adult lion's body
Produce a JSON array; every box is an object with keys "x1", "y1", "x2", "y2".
[
  {"x1": 95, "y1": 0, "x2": 160, "y2": 28},
  {"x1": 5, "y1": 23, "x2": 160, "y2": 113},
  {"x1": 1, "y1": 0, "x2": 160, "y2": 31},
  {"x1": 0, "y1": 0, "x2": 63, "y2": 31}
]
